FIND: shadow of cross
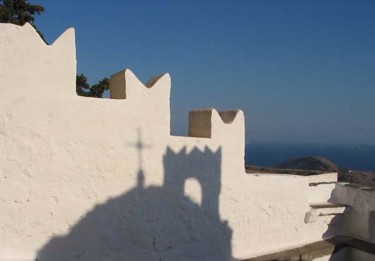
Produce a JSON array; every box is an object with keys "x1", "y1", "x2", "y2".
[{"x1": 127, "y1": 129, "x2": 152, "y2": 188}]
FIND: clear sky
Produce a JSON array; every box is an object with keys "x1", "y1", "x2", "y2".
[{"x1": 34, "y1": 0, "x2": 375, "y2": 145}]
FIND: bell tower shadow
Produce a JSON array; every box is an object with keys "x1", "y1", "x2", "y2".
[
  {"x1": 163, "y1": 147, "x2": 223, "y2": 227},
  {"x1": 36, "y1": 139, "x2": 232, "y2": 260}
]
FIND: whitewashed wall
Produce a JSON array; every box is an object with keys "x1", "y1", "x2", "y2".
[
  {"x1": 332, "y1": 184, "x2": 375, "y2": 243},
  {"x1": 0, "y1": 23, "x2": 343, "y2": 260}
]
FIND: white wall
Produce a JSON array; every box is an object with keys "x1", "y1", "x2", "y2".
[
  {"x1": 0, "y1": 23, "x2": 342, "y2": 260},
  {"x1": 332, "y1": 184, "x2": 375, "y2": 242}
]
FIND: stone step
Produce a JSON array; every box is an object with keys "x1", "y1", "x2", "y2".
[
  {"x1": 304, "y1": 203, "x2": 348, "y2": 224},
  {"x1": 309, "y1": 203, "x2": 347, "y2": 216},
  {"x1": 242, "y1": 236, "x2": 375, "y2": 261}
]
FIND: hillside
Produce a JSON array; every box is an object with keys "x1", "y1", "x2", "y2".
[
  {"x1": 275, "y1": 156, "x2": 339, "y2": 173},
  {"x1": 246, "y1": 156, "x2": 375, "y2": 188}
]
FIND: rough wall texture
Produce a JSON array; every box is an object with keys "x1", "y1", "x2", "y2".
[
  {"x1": 332, "y1": 184, "x2": 375, "y2": 243},
  {"x1": 0, "y1": 23, "x2": 360, "y2": 260}
]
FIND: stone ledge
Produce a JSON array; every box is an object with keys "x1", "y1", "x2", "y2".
[{"x1": 242, "y1": 236, "x2": 375, "y2": 261}]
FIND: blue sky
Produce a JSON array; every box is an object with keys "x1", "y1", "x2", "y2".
[{"x1": 35, "y1": 0, "x2": 375, "y2": 144}]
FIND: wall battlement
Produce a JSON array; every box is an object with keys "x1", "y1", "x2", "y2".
[
  {"x1": 109, "y1": 69, "x2": 170, "y2": 100},
  {"x1": 0, "y1": 23, "x2": 242, "y2": 142},
  {"x1": 0, "y1": 23, "x2": 75, "y2": 97},
  {"x1": 188, "y1": 109, "x2": 243, "y2": 139},
  {"x1": 1, "y1": 23, "x2": 374, "y2": 261}
]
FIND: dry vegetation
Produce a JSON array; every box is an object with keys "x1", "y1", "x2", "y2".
[{"x1": 246, "y1": 156, "x2": 375, "y2": 188}]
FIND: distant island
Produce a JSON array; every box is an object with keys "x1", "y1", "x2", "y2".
[{"x1": 246, "y1": 156, "x2": 375, "y2": 188}]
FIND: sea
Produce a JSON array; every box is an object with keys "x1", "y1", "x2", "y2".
[{"x1": 245, "y1": 143, "x2": 375, "y2": 172}]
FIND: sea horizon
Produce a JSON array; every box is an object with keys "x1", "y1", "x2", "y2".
[{"x1": 245, "y1": 142, "x2": 375, "y2": 172}]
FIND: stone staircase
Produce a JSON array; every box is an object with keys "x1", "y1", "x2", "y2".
[
  {"x1": 243, "y1": 171, "x2": 375, "y2": 260},
  {"x1": 305, "y1": 173, "x2": 349, "y2": 224},
  {"x1": 245, "y1": 168, "x2": 352, "y2": 224}
]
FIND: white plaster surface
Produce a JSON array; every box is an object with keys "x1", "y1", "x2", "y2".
[
  {"x1": 307, "y1": 173, "x2": 337, "y2": 184},
  {"x1": 0, "y1": 23, "x2": 372, "y2": 261},
  {"x1": 332, "y1": 184, "x2": 375, "y2": 242},
  {"x1": 309, "y1": 183, "x2": 337, "y2": 203}
]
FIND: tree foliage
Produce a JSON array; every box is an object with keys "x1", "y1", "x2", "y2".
[
  {"x1": 76, "y1": 74, "x2": 109, "y2": 98},
  {"x1": 0, "y1": 0, "x2": 45, "y2": 39},
  {"x1": 90, "y1": 78, "x2": 110, "y2": 98}
]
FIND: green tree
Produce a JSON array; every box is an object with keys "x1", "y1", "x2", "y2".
[
  {"x1": 89, "y1": 77, "x2": 110, "y2": 98},
  {"x1": 76, "y1": 74, "x2": 91, "y2": 97},
  {"x1": 76, "y1": 74, "x2": 109, "y2": 98},
  {"x1": 0, "y1": 0, "x2": 45, "y2": 39}
]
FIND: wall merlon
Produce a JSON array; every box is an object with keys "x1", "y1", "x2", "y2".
[
  {"x1": 0, "y1": 23, "x2": 76, "y2": 98},
  {"x1": 0, "y1": 23, "x2": 74, "y2": 49},
  {"x1": 188, "y1": 108, "x2": 213, "y2": 138},
  {"x1": 218, "y1": 110, "x2": 242, "y2": 124},
  {"x1": 109, "y1": 69, "x2": 171, "y2": 100},
  {"x1": 188, "y1": 108, "x2": 244, "y2": 139},
  {"x1": 145, "y1": 73, "x2": 171, "y2": 89},
  {"x1": 50, "y1": 27, "x2": 75, "y2": 49},
  {"x1": 109, "y1": 69, "x2": 127, "y2": 99},
  {"x1": 19, "y1": 22, "x2": 43, "y2": 45}
]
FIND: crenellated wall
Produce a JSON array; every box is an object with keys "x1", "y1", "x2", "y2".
[{"x1": 0, "y1": 23, "x2": 372, "y2": 261}]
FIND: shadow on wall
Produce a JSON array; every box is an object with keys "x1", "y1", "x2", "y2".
[
  {"x1": 36, "y1": 144, "x2": 232, "y2": 260},
  {"x1": 323, "y1": 186, "x2": 352, "y2": 260}
]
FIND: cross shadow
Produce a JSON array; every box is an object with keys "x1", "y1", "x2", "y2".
[
  {"x1": 126, "y1": 129, "x2": 152, "y2": 189},
  {"x1": 36, "y1": 132, "x2": 232, "y2": 260}
]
